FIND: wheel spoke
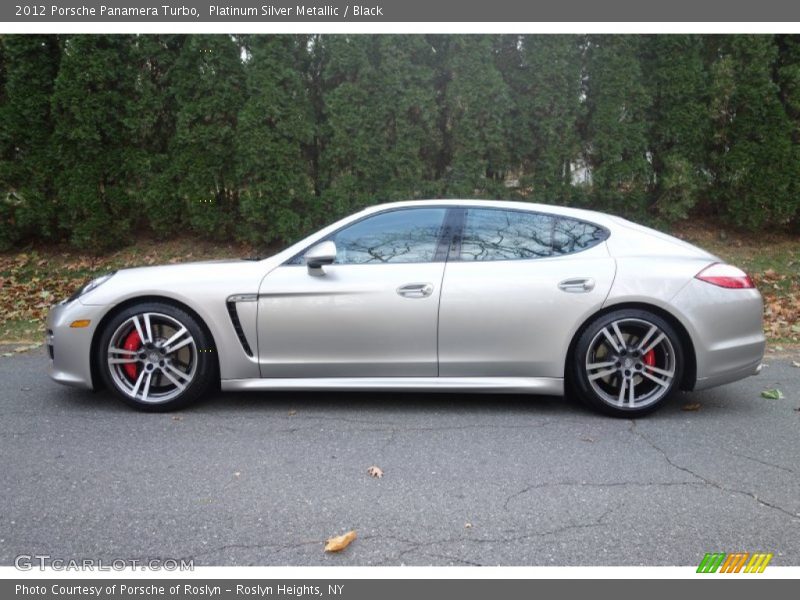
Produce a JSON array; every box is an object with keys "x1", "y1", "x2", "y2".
[
  {"x1": 141, "y1": 371, "x2": 153, "y2": 402},
  {"x1": 142, "y1": 313, "x2": 154, "y2": 344},
  {"x1": 601, "y1": 327, "x2": 621, "y2": 353},
  {"x1": 589, "y1": 366, "x2": 618, "y2": 381},
  {"x1": 161, "y1": 367, "x2": 187, "y2": 391},
  {"x1": 130, "y1": 369, "x2": 146, "y2": 398},
  {"x1": 644, "y1": 364, "x2": 675, "y2": 379},
  {"x1": 618, "y1": 379, "x2": 627, "y2": 404},
  {"x1": 163, "y1": 326, "x2": 188, "y2": 349},
  {"x1": 636, "y1": 325, "x2": 657, "y2": 352},
  {"x1": 108, "y1": 347, "x2": 138, "y2": 357},
  {"x1": 629, "y1": 377, "x2": 636, "y2": 406},
  {"x1": 611, "y1": 321, "x2": 627, "y2": 350},
  {"x1": 640, "y1": 370, "x2": 670, "y2": 388},
  {"x1": 132, "y1": 316, "x2": 146, "y2": 343},
  {"x1": 109, "y1": 357, "x2": 137, "y2": 365},
  {"x1": 165, "y1": 362, "x2": 192, "y2": 383},
  {"x1": 165, "y1": 330, "x2": 193, "y2": 354},
  {"x1": 641, "y1": 332, "x2": 666, "y2": 355},
  {"x1": 587, "y1": 360, "x2": 617, "y2": 371}
]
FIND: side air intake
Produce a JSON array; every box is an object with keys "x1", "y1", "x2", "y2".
[{"x1": 226, "y1": 299, "x2": 254, "y2": 357}]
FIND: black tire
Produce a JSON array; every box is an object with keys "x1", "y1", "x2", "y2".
[
  {"x1": 569, "y1": 308, "x2": 684, "y2": 418},
  {"x1": 97, "y1": 301, "x2": 216, "y2": 411}
]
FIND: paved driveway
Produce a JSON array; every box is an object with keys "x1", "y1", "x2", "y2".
[{"x1": 1, "y1": 348, "x2": 798, "y2": 566}]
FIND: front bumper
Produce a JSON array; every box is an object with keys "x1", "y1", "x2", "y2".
[{"x1": 46, "y1": 299, "x2": 107, "y2": 390}]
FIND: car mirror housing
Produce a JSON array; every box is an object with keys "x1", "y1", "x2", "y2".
[{"x1": 305, "y1": 240, "x2": 337, "y2": 272}]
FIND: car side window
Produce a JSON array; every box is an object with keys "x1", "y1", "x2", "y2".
[
  {"x1": 459, "y1": 208, "x2": 555, "y2": 261},
  {"x1": 552, "y1": 217, "x2": 608, "y2": 255},
  {"x1": 328, "y1": 208, "x2": 447, "y2": 265}
]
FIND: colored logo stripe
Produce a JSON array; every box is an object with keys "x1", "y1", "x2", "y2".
[
  {"x1": 697, "y1": 552, "x2": 773, "y2": 573},
  {"x1": 744, "y1": 553, "x2": 773, "y2": 573}
]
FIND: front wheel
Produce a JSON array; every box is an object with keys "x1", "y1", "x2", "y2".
[
  {"x1": 97, "y1": 302, "x2": 216, "y2": 411},
  {"x1": 570, "y1": 309, "x2": 684, "y2": 417}
]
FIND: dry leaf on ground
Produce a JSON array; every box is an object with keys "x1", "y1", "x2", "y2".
[
  {"x1": 367, "y1": 465, "x2": 383, "y2": 478},
  {"x1": 681, "y1": 402, "x2": 702, "y2": 411},
  {"x1": 324, "y1": 530, "x2": 357, "y2": 553}
]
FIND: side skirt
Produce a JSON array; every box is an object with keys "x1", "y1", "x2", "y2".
[{"x1": 220, "y1": 377, "x2": 564, "y2": 395}]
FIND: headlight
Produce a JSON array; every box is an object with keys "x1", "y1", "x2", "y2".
[{"x1": 67, "y1": 272, "x2": 115, "y2": 303}]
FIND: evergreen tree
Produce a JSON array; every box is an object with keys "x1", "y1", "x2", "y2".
[
  {"x1": 775, "y1": 34, "x2": 800, "y2": 145},
  {"x1": 167, "y1": 35, "x2": 245, "y2": 238},
  {"x1": 436, "y1": 35, "x2": 514, "y2": 197},
  {"x1": 583, "y1": 35, "x2": 652, "y2": 215},
  {"x1": 319, "y1": 35, "x2": 439, "y2": 216},
  {"x1": 50, "y1": 35, "x2": 143, "y2": 249},
  {"x1": 134, "y1": 35, "x2": 186, "y2": 234},
  {"x1": 642, "y1": 35, "x2": 709, "y2": 221},
  {"x1": 236, "y1": 35, "x2": 314, "y2": 245},
  {"x1": 707, "y1": 35, "x2": 799, "y2": 228},
  {"x1": 0, "y1": 35, "x2": 60, "y2": 249},
  {"x1": 499, "y1": 35, "x2": 583, "y2": 203}
]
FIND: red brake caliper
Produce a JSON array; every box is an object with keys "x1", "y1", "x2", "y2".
[
  {"x1": 643, "y1": 349, "x2": 656, "y2": 368},
  {"x1": 122, "y1": 330, "x2": 141, "y2": 380}
]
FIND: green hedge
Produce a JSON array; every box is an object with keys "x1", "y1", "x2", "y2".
[{"x1": 2, "y1": 34, "x2": 799, "y2": 251}]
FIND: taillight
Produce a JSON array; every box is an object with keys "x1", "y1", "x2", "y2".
[{"x1": 695, "y1": 263, "x2": 755, "y2": 289}]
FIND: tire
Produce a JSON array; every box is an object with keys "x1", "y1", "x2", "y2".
[
  {"x1": 569, "y1": 309, "x2": 684, "y2": 418},
  {"x1": 97, "y1": 301, "x2": 216, "y2": 411}
]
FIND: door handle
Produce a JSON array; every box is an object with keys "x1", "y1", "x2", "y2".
[
  {"x1": 397, "y1": 283, "x2": 434, "y2": 298},
  {"x1": 558, "y1": 278, "x2": 595, "y2": 293}
]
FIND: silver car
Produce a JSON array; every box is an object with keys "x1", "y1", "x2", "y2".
[{"x1": 46, "y1": 200, "x2": 765, "y2": 416}]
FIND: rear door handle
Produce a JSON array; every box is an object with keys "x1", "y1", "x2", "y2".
[
  {"x1": 397, "y1": 283, "x2": 434, "y2": 298},
  {"x1": 558, "y1": 277, "x2": 595, "y2": 293}
]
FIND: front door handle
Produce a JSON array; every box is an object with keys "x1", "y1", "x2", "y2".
[
  {"x1": 558, "y1": 277, "x2": 595, "y2": 293},
  {"x1": 397, "y1": 283, "x2": 434, "y2": 298}
]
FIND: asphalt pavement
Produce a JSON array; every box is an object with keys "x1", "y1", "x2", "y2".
[{"x1": 1, "y1": 347, "x2": 799, "y2": 566}]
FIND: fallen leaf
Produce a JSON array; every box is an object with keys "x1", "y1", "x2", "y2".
[
  {"x1": 792, "y1": 361, "x2": 800, "y2": 368},
  {"x1": 465, "y1": 522, "x2": 473, "y2": 529},
  {"x1": 761, "y1": 389, "x2": 784, "y2": 400},
  {"x1": 681, "y1": 402, "x2": 702, "y2": 411},
  {"x1": 171, "y1": 415, "x2": 183, "y2": 421},
  {"x1": 367, "y1": 465, "x2": 383, "y2": 478},
  {"x1": 324, "y1": 530, "x2": 356, "y2": 553},
  {"x1": 579, "y1": 436, "x2": 595, "y2": 443},
  {"x1": 288, "y1": 410, "x2": 297, "y2": 416}
]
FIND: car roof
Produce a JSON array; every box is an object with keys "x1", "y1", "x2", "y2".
[{"x1": 356, "y1": 199, "x2": 615, "y2": 225}]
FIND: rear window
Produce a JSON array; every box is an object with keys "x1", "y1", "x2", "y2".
[
  {"x1": 552, "y1": 217, "x2": 608, "y2": 255},
  {"x1": 459, "y1": 208, "x2": 607, "y2": 261}
]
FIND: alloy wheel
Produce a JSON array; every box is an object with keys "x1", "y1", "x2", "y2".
[
  {"x1": 584, "y1": 318, "x2": 677, "y2": 410},
  {"x1": 106, "y1": 312, "x2": 197, "y2": 404}
]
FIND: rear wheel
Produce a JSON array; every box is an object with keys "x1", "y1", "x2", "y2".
[
  {"x1": 98, "y1": 302, "x2": 216, "y2": 411},
  {"x1": 570, "y1": 309, "x2": 684, "y2": 417}
]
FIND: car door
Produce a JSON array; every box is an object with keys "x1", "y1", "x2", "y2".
[
  {"x1": 438, "y1": 207, "x2": 616, "y2": 379},
  {"x1": 257, "y1": 207, "x2": 450, "y2": 378}
]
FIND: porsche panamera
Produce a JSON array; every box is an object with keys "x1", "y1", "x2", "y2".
[{"x1": 46, "y1": 199, "x2": 765, "y2": 416}]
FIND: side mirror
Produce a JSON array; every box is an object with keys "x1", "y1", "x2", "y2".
[{"x1": 305, "y1": 240, "x2": 337, "y2": 272}]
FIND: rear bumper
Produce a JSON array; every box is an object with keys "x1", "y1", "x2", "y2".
[{"x1": 671, "y1": 279, "x2": 766, "y2": 390}]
